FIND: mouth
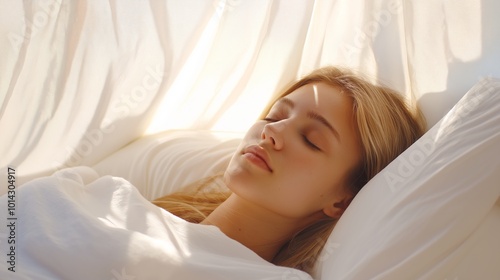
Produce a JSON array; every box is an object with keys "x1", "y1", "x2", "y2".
[{"x1": 242, "y1": 145, "x2": 273, "y2": 172}]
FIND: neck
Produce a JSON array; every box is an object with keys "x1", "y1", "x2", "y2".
[{"x1": 201, "y1": 193, "x2": 318, "y2": 262}]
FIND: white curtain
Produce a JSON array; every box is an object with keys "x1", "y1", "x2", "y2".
[{"x1": 0, "y1": 0, "x2": 498, "y2": 182}]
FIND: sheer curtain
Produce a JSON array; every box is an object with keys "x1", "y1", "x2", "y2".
[
  {"x1": 146, "y1": 0, "x2": 409, "y2": 134},
  {"x1": 0, "y1": 0, "x2": 498, "y2": 182},
  {"x1": 146, "y1": 0, "x2": 491, "y2": 133}
]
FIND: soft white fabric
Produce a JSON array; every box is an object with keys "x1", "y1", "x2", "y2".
[
  {"x1": 1, "y1": 0, "x2": 500, "y2": 182},
  {"x1": 1, "y1": 0, "x2": 500, "y2": 278},
  {"x1": 92, "y1": 130, "x2": 242, "y2": 201},
  {"x1": 0, "y1": 167, "x2": 312, "y2": 280},
  {"x1": 94, "y1": 78, "x2": 500, "y2": 279},
  {"x1": 316, "y1": 78, "x2": 500, "y2": 279}
]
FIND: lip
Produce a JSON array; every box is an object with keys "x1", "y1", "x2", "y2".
[{"x1": 242, "y1": 145, "x2": 273, "y2": 172}]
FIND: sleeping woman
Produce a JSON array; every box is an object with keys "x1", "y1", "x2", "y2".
[
  {"x1": 0, "y1": 66, "x2": 426, "y2": 279},
  {"x1": 153, "y1": 66, "x2": 427, "y2": 275}
]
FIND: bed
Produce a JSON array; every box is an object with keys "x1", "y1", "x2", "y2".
[{"x1": 1, "y1": 1, "x2": 499, "y2": 279}]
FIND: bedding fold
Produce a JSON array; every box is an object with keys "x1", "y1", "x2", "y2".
[{"x1": 0, "y1": 167, "x2": 312, "y2": 280}]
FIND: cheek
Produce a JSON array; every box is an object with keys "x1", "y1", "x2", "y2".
[
  {"x1": 285, "y1": 155, "x2": 348, "y2": 191},
  {"x1": 276, "y1": 167, "x2": 337, "y2": 213},
  {"x1": 243, "y1": 123, "x2": 264, "y2": 141}
]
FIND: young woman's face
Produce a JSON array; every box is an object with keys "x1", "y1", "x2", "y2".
[{"x1": 224, "y1": 82, "x2": 362, "y2": 221}]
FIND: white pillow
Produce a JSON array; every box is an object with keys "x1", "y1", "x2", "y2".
[
  {"x1": 92, "y1": 130, "x2": 242, "y2": 201},
  {"x1": 316, "y1": 78, "x2": 500, "y2": 279}
]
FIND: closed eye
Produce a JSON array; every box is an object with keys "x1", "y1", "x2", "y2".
[
  {"x1": 303, "y1": 135, "x2": 320, "y2": 151},
  {"x1": 263, "y1": 112, "x2": 287, "y2": 123},
  {"x1": 264, "y1": 117, "x2": 322, "y2": 151},
  {"x1": 263, "y1": 117, "x2": 277, "y2": 123}
]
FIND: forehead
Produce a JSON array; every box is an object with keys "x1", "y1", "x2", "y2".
[{"x1": 282, "y1": 82, "x2": 350, "y2": 113}]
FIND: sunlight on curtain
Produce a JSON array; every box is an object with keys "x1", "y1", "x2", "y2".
[
  {"x1": 144, "y1": 0, "x2": 483, "y2": 134},
  {"x1": 145, "y1": 0, "x2": 278, "y2": 134},
  {"x1": 145, "y1": 0, "x2": 413, "y2": 134},
  {"x1": 404, "y1": 0, "x2": 482, "y2": 125},
  {"x1": 404, "y1": 0, "x2": 482, "y2": 96},
  {"x1": 146, "y1": 7, "x2": 222, "y2": 133},
  {"x1": 1, "y1": 0, "x2": 497, "y2": 187}
]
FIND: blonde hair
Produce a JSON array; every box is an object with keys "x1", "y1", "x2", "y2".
[{"x1": 153, "y1": 66, "x2": 426, "y2": 273}]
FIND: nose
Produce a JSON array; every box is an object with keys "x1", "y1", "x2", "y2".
[{"x1": 261, "y1": 121, "x2": 285, "y2": 150}]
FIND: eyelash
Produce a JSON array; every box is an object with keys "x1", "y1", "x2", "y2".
[
  {"x1": 263, "y1": 117, "x2": 277, "y2": 122},
  {"x1": 303, "y1": 135, "x2": 320, "y2": 151},
  {"x1": 263, "y1": 117, "x2": 321, "y2": 151}
]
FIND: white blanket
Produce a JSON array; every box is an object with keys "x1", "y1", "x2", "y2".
[{"x1": 0, "y1": 167, "x2": 311, "y2": 280}]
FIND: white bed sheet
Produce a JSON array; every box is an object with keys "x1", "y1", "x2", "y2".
[{"x1": 0, "y1": 167, "x2": 312, "y2": 280}]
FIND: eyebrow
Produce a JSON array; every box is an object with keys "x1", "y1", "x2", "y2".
[{"x1": 276, "y1": 97, "x2": 341, "y2": 140}]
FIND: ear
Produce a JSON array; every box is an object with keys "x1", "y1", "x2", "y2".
[{"x1": 322, "y1": 196, "x2": 353, "y2": 219}]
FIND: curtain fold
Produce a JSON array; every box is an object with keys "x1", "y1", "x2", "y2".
[{"x1": 1, "y1": 0, "x2": 499, "y2": 183}]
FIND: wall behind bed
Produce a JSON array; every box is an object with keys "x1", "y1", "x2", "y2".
[{"x1": 0, "y1": 0, "x2": 499, "y2": 187}]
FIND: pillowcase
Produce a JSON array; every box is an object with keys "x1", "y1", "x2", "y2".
[
  {"x1": 92, "y1": 130, "x2": 242, "y2": 201},
  {"x1": 316, "y1": 78, "x2": 500, "y2": 279}
]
